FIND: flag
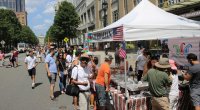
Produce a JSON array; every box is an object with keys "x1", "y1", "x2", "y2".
[
  {"x1": 113, "y1": 26, "x2": 123, "y2": 41},
  {"x1": 119, "y1": 41, "x2": 126, "y2": 59},
  {"x1": 87, "y1": 33, "x2": 92, "y2": 42}
]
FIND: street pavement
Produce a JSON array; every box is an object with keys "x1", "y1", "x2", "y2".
[
  {"x1": 0, "y1": 53, "x2": 73, "y2": 110},
  {"x1": 0, "y1": 51, "x2": 138, "y2": 110}
]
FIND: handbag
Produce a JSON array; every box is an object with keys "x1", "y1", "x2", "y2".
[{"x1": 65, "y1": 67, "x2": 79, "y2": 96}]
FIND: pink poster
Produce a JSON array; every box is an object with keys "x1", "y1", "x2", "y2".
[{"x1": 168, "y1": 37, "x2": 200, "y2": 66}]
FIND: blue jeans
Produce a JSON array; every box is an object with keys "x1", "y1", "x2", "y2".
[
  {"x1": 59, "y1": 71, "x2": 66, "y2": 91},
  {"x1": 95, "y1": 84, "x2": 109, "y2": 107}
]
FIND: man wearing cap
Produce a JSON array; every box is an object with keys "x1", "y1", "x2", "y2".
[
  {"x1": 24, "y1": 50, "x2": 38, "y2": 89},
  {"x1": 95, "y1": 54, "x2": 113, "y2": 110},
  {"x1": 71, "y1": 53, "x2": 90, "y2": 110},
  {"x1": 182, "y1": 53, "x2": 200, "y2": 110},
  {"x1": 143, "y1": 57, "x2": 172, "y2": 110}
]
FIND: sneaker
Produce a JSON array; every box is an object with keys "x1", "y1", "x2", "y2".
[
  {"x1": 32, "y1": 83, "x2": 35, "y2": 89},
  {"x1": 61, "y1": 91, "x2": 65, "y2": 94},
  {"x1": 90, "y1": 105, "x2": 94, "y2": 109},
  {"x1": 50, "y1": 96, "x2": 55, "y2": 100}
]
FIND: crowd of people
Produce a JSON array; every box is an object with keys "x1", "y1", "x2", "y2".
[
  {"x1": 1, "y1": 44, "x2": 200, "y2": 110},
  {"x1": 134, "y1": 49, "x2": 200, "y2": 110},
  {"x1": 23, "y1": 45, "x2": 114, "y2": 110},
  {"x1": 0, "y1": 48, "x2": 19, "y2": 68}
]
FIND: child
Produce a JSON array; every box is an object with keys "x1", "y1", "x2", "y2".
[{"x1": 90, "y1": 57, "x2": 99, "y2": 110}]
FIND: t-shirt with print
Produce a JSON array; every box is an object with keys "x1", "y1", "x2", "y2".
[
  {"x1": 187, "y1": 64, "x2": 200, "y2": 89},
  {"x1": 95, "y1": 63, "x2": 111, "y2": 87},
  {"x1": 66, "y1": 55, "x2": 72, "y2": 63},
  {"x1": 71, "y1": 65, "x2": 90, "y2": 90},
  {"x1": 45, "y1": 54, "x2": 57, "y2": 73},
  {"x1": 143, "y1": 68, "x2": 172, "y2": 97},
  {"x1": 136, "y1": 54, "x2": 147, "y2": 71},
  {"x1": 24, "y1": 56, "x2": 37, "y2": 70}
]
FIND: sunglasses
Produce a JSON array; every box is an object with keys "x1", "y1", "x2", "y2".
[{"x1": 81, "y1": 59, "x2": 89, "y2": 64}]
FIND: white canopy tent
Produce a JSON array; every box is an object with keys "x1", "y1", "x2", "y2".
[
  {"x1": 89, "y1": 0, "x2": 200, "y2": 100},
  {"x1": 90, "y1": 0, "x2": 200, "y2": 42}
]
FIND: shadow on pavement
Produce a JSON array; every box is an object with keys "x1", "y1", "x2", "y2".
[
  {"x1": 54, "y1": 91, "x2": 61, "y2": 98},
  {"x1": 35, "y1": 82, "x2": 43, "y2": 88}
]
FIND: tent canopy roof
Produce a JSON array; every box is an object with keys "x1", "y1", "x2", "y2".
[{"x1": 91, "y1": 0, "x2": 200, "y2": 41}]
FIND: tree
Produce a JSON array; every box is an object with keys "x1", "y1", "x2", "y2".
[
  {"x1": 53, "y1": 1, "x2": 80, "y2": 40},
  {"x1": 45, "y1": 25, "x2": 58, "y2": 43},
  {"x1": 19, "y1": 26, "x2": 38, "y2": 45},
  {"x1": 0, "y1": 9, "x2": 22, "y2": 47}
]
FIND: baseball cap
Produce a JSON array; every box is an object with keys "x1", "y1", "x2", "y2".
[{"x1": 105, "y1": 54, "x2": 114, "y2": 61}]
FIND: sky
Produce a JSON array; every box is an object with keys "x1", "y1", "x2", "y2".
[{"x1": 25, "y1": 0, "x2": 57, "y2": 37}]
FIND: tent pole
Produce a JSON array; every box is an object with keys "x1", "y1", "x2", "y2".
[{"x1": 124, "y1": 41, "x2": 128, "y2": 110}]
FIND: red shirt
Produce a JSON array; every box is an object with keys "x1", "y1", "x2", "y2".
[{"x1": 13, "y1": 51, "x2": 18, "y2": 57}]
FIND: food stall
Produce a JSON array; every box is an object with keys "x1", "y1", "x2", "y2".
[{"x1": 88, "y1": 0, "x2": 200, "y2": 109}]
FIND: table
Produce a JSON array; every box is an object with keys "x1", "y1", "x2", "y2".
[{"x1": 110, "y1": 87, "x2": 151, "y2": 110}]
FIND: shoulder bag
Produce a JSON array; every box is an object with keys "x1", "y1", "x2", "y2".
[{"x1": 65, "y1": 66, "x2": 79, "y2": 96}]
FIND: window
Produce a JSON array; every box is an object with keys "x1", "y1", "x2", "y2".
[
  {"x1": 84, "y1": 13, "x2": 87, "y2": 24},
  {"x1": 81, "y1": 15, "x2": 83, "y2": 24},
  {"x1": 87, "y1": 10, "x2": 91, "y2": 22},
  {"x1": 112, "y1": 10, "x2": 118, "y2": 22}
]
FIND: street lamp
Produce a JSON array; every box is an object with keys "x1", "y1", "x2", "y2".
[{"x1": 102, "y1": 0, "x2": 108, "y2": 27}]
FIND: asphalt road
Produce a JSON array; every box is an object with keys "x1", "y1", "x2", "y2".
[
  {"x1": 0, "y1": 51, "x2": 138, "y2": 110},
  {"x1": 0, "y1": 53, "x2": 73, "y2": 110}
]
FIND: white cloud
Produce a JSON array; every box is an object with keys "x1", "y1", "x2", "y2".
[
  {"x1": 43, "y1": 1, "x2": 56, "y2": 14},
  {"x1": 44, "y1": 19, "x2": 53, "y2": 24},
  {"x1": 35, "y1": 14, "x2": 42, "y2": 19},
  {"x1": 33, "y1": 24, "x2": 46, "y2": 30},
  {"x1": 25, "y1": 0, "x2": 47, "y2": 13}
]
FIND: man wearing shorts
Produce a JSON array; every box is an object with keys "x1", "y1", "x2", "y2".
[
  {"x1": 24, "y1": 50, "x2": 38, "y2": 89},
  {"x1": 45, "y1": 48, "x2": 58, "y2": 100},
  {"x1": 95, "y1": 54, "x2": 113, "y2": 110},
  {"x1": 183, "y1": 53, "x2": 200, "y2": 110}
]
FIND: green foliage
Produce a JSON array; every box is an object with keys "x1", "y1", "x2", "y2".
[
  {"x1": 46, "y1": 1, "x2": 80, "y2": 43},
  {"x1": 20, "y1": 26, "x2": 38, "y2": 45},
  {"x1": 0, "y1": 9, "x2": 38, "y2": 48},
  {"x1": 0, "y1": 9, "x2": 22, "y2": 46}
]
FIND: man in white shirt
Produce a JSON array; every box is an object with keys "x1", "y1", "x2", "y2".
[
  {"x1": 24, "y1": 50, "x2": 38, "y2": 89},
  {"x1": 135, "y1": 50, "x2": 148, "y2": 81},
  {"x1": 71, "y1": 53, "x2": 90, "y2": 110}
]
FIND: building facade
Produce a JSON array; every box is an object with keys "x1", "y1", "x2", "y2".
[
  {"x1": 0, "y1": 0, "x2": 25, "y2": 12},
  {"x1": 15, "y1": 11, "x2": 27, "y2": 25},
  {"x1": 161, "y1": 0, "x2": 200, "y2": 21},
  {"x1": 0, "y1": 0, "x2": 27, "y2": 26},
  {"x1": 38, "y1": 35, "x2": 45, "y2": 46},
  {"x1": 67, "y1": 0, "x2": 200, "y2": 47}
]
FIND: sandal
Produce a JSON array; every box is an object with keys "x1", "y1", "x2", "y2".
[{"x1": 50, "y1": 96, "x2": 55, "y2": 100}]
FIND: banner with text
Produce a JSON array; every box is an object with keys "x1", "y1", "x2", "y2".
[
  {"x1": 90, "y1": 26, "x2": 124, "y2": 42},
  {"x1": 168, "y1": 37, "x2": 200, "y2": 66}
]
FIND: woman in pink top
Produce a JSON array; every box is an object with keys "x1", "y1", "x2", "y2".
[{"x1": 0, "y1": 50, "x2": 5, "y2": 67}]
